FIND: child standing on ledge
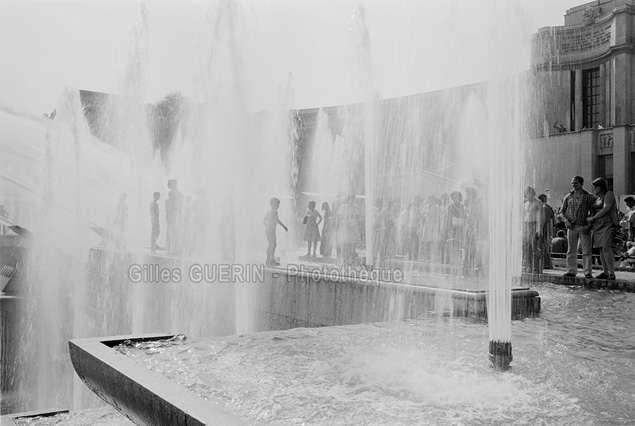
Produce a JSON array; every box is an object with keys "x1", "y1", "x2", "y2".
[{"x1": 264, "y1": 197, "x2": 288, "y2": 266}]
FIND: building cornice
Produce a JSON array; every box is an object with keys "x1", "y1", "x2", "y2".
[
  {"x1": 532, "y1": 43, "x2": 634, "y2": 71},
  {"x1": 531, "y1": 2, "x2": 634, "y2": 71}
]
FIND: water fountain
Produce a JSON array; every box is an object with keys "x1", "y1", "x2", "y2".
[
  {"x1": 1, "y1": 0, "x2": 297, "y2": 414},
  {"x1": 2, "y1": 1, "x2": 633, "y2": 425}
]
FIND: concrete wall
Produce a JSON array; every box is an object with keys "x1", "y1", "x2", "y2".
[
  {"x1": 86, "y1": 248, "x2": 539, "y2": 339},
  {"x1": 526, "y1": 131, "x2": 584, "y2": 203},
  {"x1": 526, "y1": 125, "x2": 635, "y2": 206},
  {"x1": 250, "y1": 271, "x2": 539, "y2": 331},
  {"x1": 86, "y1": 248, "x2": 236, "y2": 339},
  {"x1": 528, "y1": 70, "x2": 572, "y2": 138}
]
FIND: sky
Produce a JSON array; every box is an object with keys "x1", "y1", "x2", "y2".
[{"x1": 0, "y1": 0, "x2": 587, "y2": 116}]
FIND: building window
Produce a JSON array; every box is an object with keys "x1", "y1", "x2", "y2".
[
  {"x1": 598, "y1": 154, "x2": 613, "y2": 191},
  {"x1": 570, "y1": 70, "x2": 576, "y2": 131},
  {"x1": 583, "y1": 68, "x2": 600, "y2": 128}
]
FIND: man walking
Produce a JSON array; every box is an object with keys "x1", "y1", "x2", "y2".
[{"x1": 559, "y1": 176, "x2": 595, "y2": 278}]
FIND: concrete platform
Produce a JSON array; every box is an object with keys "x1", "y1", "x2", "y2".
[{"x1": 85, "y1": 247, "x2": 541, "y2": 336}]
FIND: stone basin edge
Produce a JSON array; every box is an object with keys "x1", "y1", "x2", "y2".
[{"x1": 68, "y1": 334, "x2": 247, "y2": 426}]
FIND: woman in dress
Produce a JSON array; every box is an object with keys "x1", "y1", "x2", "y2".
[
  {"x1": 586, "y1": 177, "x2": 617, "y2": 280},
  {"x1": 303, "y1": 201, "x2": 323, "y2": 258}
]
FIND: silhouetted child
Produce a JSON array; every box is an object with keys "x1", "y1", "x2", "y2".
[
  {"x1": 263, "y1": 198, "x2": 288, "y2": 266},
  {"x1": 302, "y1": 201, "x2": 322, "y2": 258}
]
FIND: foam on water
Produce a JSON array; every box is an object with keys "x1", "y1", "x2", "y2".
[
  {"x1": 117, "y1": 321, "x2": 584, "y2": 425},
  {"x1": 118, "y1": 284, "x2": 635, "y2": 425}
]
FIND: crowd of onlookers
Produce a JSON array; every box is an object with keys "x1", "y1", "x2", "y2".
[
  {"x1": 286, "y1": 185, "x2": 489, "y2": 274},
  {"x1": 524, "y1": 175, "x2": 635, "y2": 280},
  {"x1": 289, "y1": 174, "x2": 635, "y2": 278},
  {"x1": 62, "y1": 174, "x2": 635, "y2": 279},
  {"x1": 108, "y1": 179, "x2": 227, "y2": 260}
]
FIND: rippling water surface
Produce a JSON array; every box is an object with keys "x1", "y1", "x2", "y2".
[{"x1": 114, "y1": 283, "x2": 634, "y2": 426}]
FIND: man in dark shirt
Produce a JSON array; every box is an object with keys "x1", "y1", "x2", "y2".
[{"x1": 558, "y1": 176, "x2": 595, "y2": 278}]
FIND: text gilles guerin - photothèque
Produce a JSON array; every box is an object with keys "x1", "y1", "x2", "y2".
[{"x1": 127, "y1": 263, "x2": 403, "y2": 284}]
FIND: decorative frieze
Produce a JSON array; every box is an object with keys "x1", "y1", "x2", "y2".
[
  {"x1": 599, "y1": 132, "x2": 614, "y2": 150},
  {"x1": 582, "y1": 6, "x2": 602, "y2": 26},
  {"x1": 531, "y1": 17, "x2": 616, "y2": 69}
]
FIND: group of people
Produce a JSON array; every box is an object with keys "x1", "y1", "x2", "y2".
[
  {"x1": 264, "y1": 195, "x2": 357, "y2": 267},
  {"x1": 264, "y1": 186, "x2": 489, "y2": 273},
  {"x1": 155, "y1": 179, "x2": 235, "y2": 259},
  {"x1": 290, "y1": 174, "x2": 634, "y2": 279},
  {"x1": 111, "y1": 179, "x2": 232, "y2": 259},
  {"x1": 113, "y1": 174, "x2": 635, "y2": 279},
  {"x1": 524, "y1": 175, "x2": 635, "y2": 280},
  {"x1": 367, "y1": 188, "x2": 488, "y2": 275},
  {"x1": 148, "y1": 179, "x2": 212, "y2": 257}
]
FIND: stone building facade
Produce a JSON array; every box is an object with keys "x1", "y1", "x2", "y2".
[{"x1": 528, "y1": 0, "x2": 634, "y2": 204}]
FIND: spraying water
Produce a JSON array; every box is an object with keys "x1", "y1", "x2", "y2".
[
  {"x1": 1, "y1": 0, "x2": 535, "y2": 415},
  {"x1": 304, "y1": 2, "x2": 530, "y2": 368}
]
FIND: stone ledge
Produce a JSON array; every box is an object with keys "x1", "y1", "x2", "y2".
[
  {"x1": 69, "y1": 334, "x2": 246, "y2": 426},
  {"x1": 257, "y1": 269, "x2": 541, "y2": 328},
  {"x1": 1, "y1": 409, "x2": 69, "y2": 425},
  {"x1": 521, "y1": 272, "x2": 635, "y2": 292}
]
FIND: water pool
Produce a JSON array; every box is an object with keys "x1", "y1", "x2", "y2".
[{"x1": 116, "y1": 283, "x2": 635, "y2": 425}]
